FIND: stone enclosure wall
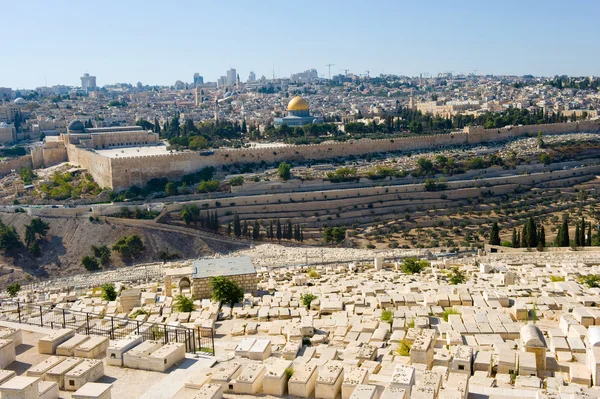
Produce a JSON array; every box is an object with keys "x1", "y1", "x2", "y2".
[{"x1": 192, "y1": 273, "x2": 258, "y2": 299}]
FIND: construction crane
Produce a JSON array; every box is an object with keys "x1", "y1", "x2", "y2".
[
  {"x1": 340, "y1": 69, "x2": 350, "y2": 75},
  {"x1": 365, "y1": 70, "x2": 371, "y2": 78},
  {"x1": 326, "y1": 63, "x2": 335, "y2": 80}
]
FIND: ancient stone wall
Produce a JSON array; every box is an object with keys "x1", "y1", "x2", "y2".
[
  {"x1": 0, "y1": 155, "x2": 32, "y2": 176},
  {"x1": 466, "y1": 120, "x2": 600, "y2": 144},
  {"x1": 66, "y1": 144, "x2": 113, "y2": 188}
]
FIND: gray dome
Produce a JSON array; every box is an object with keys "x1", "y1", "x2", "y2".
[
  {"x1": 14, "y1": 97, "x2": 26, "y2": 104},
  {"x1": 68, "y1": 120, "x2": 85, "y2": 133}
]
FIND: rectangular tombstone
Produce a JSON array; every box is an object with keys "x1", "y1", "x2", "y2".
[
  {"x1": 74, "y1": 336, "x2": 110, "y2": 359},
  {"x1": 263, "y1": 359, "x2": 293, "y2": 396},
  {"x1": 38, "y1": 380, "x2": 59, "y2": 399},
  {"x1": 381, "y1": 386, "x2": 407, "y2": 399},
  {"x1": 0, "y1": 328, "x2": 22, "y2": 347},
  {"x1": 145, "y1": 342, "x2": 186, "y2": 372},
  {"x1": 248, "y1": 339, "x2": 272, "y2": 361},
  {"x1": 233, "y1": 363, "x2": 266, "y2": 394},
  {"x1": 38, "y1": 329, "x2": 74, "y2": 355},
  {"x1": 64, "y1": 359, "x2": 104, "y2": 391},
  {"x1": 349, "y1": 384, "x2": 377, "y2": 399},
  {"x1": 315, "y1": 363, "x2": 344, "y2": 399},
  {"x1": 210, "y1": 361, "x2": 242, "y2": 391},
  {"x1": 45, "y1": 357, "x2": 84, "y2": 389},
  {"x1": 123, "y1": 340, "x2": 162, "y2": 369},
  {"x1": 72, "y1": 382, "x2": 112, "y2": 399},
  {"x1": 0, "y1": 370, "x2": 16, "y2": 385},
  {"x1": 56, "y1": 335, "x2": 91, "y2": 356},
  {"x1": 0, "y1": 339, "x2": 16, "y2": 369},
  {"x1": 288, "y1": 363, "x2": 318, "y2": 398},
  {"x1": 391, "y1": 364, "x2": 415, "y2": 397},
  {"x1": 106, "y1": 335, "x2": 143, "y2": 366},
  {"x1": 234, "y1": 338, "x2": 256, "y2": 358},
  {"x1": 342, "y1": 367, "x2": 368, "y2": 399},
  {"x1": 282, "y1": 340, "x2": 302, "y2": 360},
  {"x1": 184, "y1": 368, "x2": 213, "y2": 389},
  {"x1": 191, "y1": 383, "x2": 223, "y2": 399},
  {"x1": 27, "y1": 356, "x2": 65, "y2": 379},
  {"x1": 0, "y1": 376, "x2": 40, "y2": 399}
]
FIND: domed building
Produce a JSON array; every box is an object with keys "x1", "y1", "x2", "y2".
[
  {"x1": 274, "y1": 96, "x2": 323, "y2": 127},
  {"x1": 67, "y1": 119, "x2": 85, "y2": 133}
]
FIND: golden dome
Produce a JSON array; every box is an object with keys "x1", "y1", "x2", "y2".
[{"x1": 287, "y1": 96, "x2": 309, "y2": 111}]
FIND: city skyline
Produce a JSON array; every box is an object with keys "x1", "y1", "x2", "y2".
[{"x1": 2, "y1": 0, "x2": 600, "y2": 89}]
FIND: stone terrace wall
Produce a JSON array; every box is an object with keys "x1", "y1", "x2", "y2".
[{"x1": 192, "y1": 273, "x2": 257, "y2": 299}]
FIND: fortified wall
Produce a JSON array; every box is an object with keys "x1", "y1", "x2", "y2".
[{"x1": 6, "y1": 120, "x2": 598, "y2": 190}]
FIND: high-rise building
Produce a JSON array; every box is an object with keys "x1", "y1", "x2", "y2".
[
  {"x1": 80, "y1": 73, "x2": 97, "y2": 91},
  {"x1": 193, "y1": 73, "x2": 204, "y2": 86},
  {"x1": 217, "y1": 76, "x2": 227, "y2": 88},
  {"x1": 226, "y1": 68, "x2": 237, "y2": 86},
  {"x1": 248, "y1": 71, "x2": 256, "y2": 83}
]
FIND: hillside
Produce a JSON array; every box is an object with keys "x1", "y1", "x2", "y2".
[{"x1": 0, "y1": 213, "x2": 231, "y2": 287}]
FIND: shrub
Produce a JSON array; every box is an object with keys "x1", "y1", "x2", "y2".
[
  {"x1": 400, "y1": 257, "x2": 429, "y2": 275},
  {"x1": 307, "y1": 268, "x2": 321, "y2": 279},
  {"x1": 82, "y1": 256, "x2": 99, "y2": 271},
  {"x1": 448, "y1": 267, "x2": 467, "y2": 285},
  {"x1": 579, "y1": 274, "x2": 600, "y2": 288},
  {"x1": 229, "y1": 176, "x2": 244, "y2": 186},
  {"x1": 209, "y1": 276, "x2": 244, "y2": 305},
  {"x1": 380, "y1": 309, "x2": 393, "y2": 324},
  {"x1": 550, "y1": 276, "x2": 565, "y2": 282},
  {"x1": 284, "y1": 367, "x2": 295, "y2": 379},
  {"x1": 174, "y1": 294, "x2": 195, "y2": 312},
  {"x1": 301, "y1": 293, "x2": 317, "y2": 309},
  {"x1": 395, "y1": 340, "x2": 412, "y2": 356},
  {"x1": 442, "y1": 308, "x2": 461, "y2": 322},
  {"x1": 6, "y1": 282, "x2": 20, "y2": 297},
  {"x1": 129, "y1": 309, "x2": 149, "y2": 319},
  {"x1": 112, "y1": 235, "x2": 145, "y2": 260},
  {"x1": 92, "y1": 245, "x2": 111, "y2": 265},
  {"x1": 101, "y1": 283, "x2": 117, "y2": 301}
]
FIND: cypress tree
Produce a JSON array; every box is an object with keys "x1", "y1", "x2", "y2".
[
  {"x1": 242, "y1": 221, "x2": 248, "y2": 237},
  {"x1": 512, "y1": 228, "x2": 518, "y2": 248},
  {"x1": 233, "y1": 214, "x2": 241, "y2": 237},
  {"x1": 527, "y1": 217, "x2": 538, "y2": 248},
  {"x1": 213, "y1": 211, "x2": 219, "y2": 231},
  {"x1": 575, "y1": 224, "x2": 581, "y2": 246},
  {"x1": 515, "y1": 231, "x2": 520, "y2": 248},
  {"x1": 276, "y1": 219, "x2": 282, "y2": 240},
  {"x1": 580, "y1": 218, "x2": 586, "y2": 246},
  {"x1": 300, "y1": 227, "x2": 304, "y2": 242},
  {"x1": 559, "y1": 215, "x2": 570, "y2": 247},
  {"x1": 269, "y1": 220, "x2": 274, "y2": 240},
  {"x1": 252, "y1": 221, "x2": 260, "y2": 240},
  {"x1": 538, "y1": 226, "x2": 546, "y2": 247},
  {"x1": 489, "y1": 222, "x2": 500, "y2": 246},
  {"x1": 521, "y1": 227, "x2": 527, "y2": 248},
  {"x1": 286, "y1": 220, "x2": 293, "y2": 240},
  {"x1": 587, "y1": 224, "x2": 592, "y2": 246},
  {"x1": 227, "y1": 222, "x2": 231, "y2": 236}
]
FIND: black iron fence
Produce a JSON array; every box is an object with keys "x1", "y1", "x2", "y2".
[{"x1": 0, "y1": 301, "x2": 214, "y2": 355}]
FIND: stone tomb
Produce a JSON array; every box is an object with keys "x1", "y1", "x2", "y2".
[
  {"x1": 263, "y1": 359, "x2": 293, "y2": 396},
  {"x1": 0, "y1": 328, "x2": 22, "y2": 347},
  {"x1": 56, "y1": 335, "x2": 91, "y2": 356},
  {"x1": 191, "y1": 383, "x2": 223, "y2": 399},
  {"x1": 74, "y1": 336, "x2": 110, "y2": 359},
  {"x1": 106, "y1": 335, "x2": 143, "y2": 366},
  {"x1": 38, "y1": 381, "x2": 59, "y2": 399},
  {"x1": 64, "y1": 359, "x2": 104, "y2": 391},
  {"x1": 209, "y1": 361, "x2": 242, "y2": 392},
  {"x1": 391, "y1": 364, "x2": 415, "y2": 397},
  {"x1": 27, "y1": 356, "x2": 65, "y2": 379},
  {"x1": 232, "y1": 363, "x2": 266, "y2": 394},
  {"x1": 0, "y1": 339, "x2": 16, "y2": 369},
  {"x1": 145, "y1": 342, "x2": 186, "y2": 372},
  {"x1": 122, "y1": 340, "x2": 163, "y2": 369},
  {"x1": 288, "y1": 363, "x2": 318, "y2": 398},
  {"x1": 0, "y1": 376, "x2": 40, "y2": 399},
  {"x1": 71, "y1": 382, "x2": 112, "y2": 399},
  {"x1": 38, "y1": 328, "x2": 74, "y2": 355},
  {"x1": 381, "y1": 386, "x2": 408, "y2": 399},
  {"x1": 315, "y1": 363, "x2": 344, "y2": 399},
  {"x1": 248, "y1": 339, "x2": 272, "y2": 361},
  {"x1": 45, "y1": 357, "x2": 84, "y2": 389},
  {"x1": 234, "y1": 338, "x2": 256, "y2": 358},
  {"x1": 349, "y1": 384, "x2": 378, "y2": 399}
]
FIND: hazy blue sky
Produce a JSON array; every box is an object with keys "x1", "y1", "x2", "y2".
[{"x1": 3, "y1": 0, "x2": 599, "y2": 88}]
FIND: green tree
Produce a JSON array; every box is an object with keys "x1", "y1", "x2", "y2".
[
  {"x1": 101, "y1": 283, "x2": 117, "y2": 301},
  {"x1": 209, "y1": 276, "x2": 244, "y2": 305},
  {"x1": 92, "y1": 245, "x2": 111, "y2": 265},
  {"x1": 579, "y1": 274, "x2": 600, "y2": 288},
  {"x1": 82, "y1": 255, "x2": 99, "y2": 271},
  {"x1": 489, "y1": 222, "x2": 500, "y2": 245},
  {"x1": 400, "y1": 257, "x2": 429, "y2": 274},
  {"x1": 24, "y1": 218, "x2": 50, "y2": 248},
  {"x1": 278, "y1": 162, "x2": 291, "y2": 180},
  {"x1": 511, "y1": 228, "x2": 519, "y2": 248},
  {"x1": 448, "y1": 267, "x2": 467, "y2": 285},
  {"x1": 323, "y1": 227, "x2": 346, "y2": 244},
  {"x1": 300, "y1": 293, "x2": 317, "y2": 309},
  {"x1": 6, "y1": 282, "x2": 20, "y2": 297},
  {"x1": 276, "y1": 219, "x2": 282, "y2": 240},
  {"x1": 0, "y1": 219, "x2": 21, "y2": 252},
  {"x1": 252, "y1": 221, "x2": 261, "y2": 240},
  {"x1": 165, "y1": 182, "x2": 178, "y2": 196},
  {"x1": 539, "y1": 153, "x2": 551, "y2": 165},
  {"x1": 233, "y1": 214, "x2": 241, "y2": 237},
  {"x1": 112, "y1": 235, "x2": 145, "y2": 260},
  {"x1": 537, "y1": 130, "x2": 545, "y2": 148},
  {"x1": 555, "y1": 215, "x2": 570, "y2": 247},
  {"x1": 174, "y1": 294, "x2": 195, "y2": 312},
  {"x1": 538, "y1": 226, "x2": 546, "y2": 248}
]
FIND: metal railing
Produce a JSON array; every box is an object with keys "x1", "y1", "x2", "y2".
[{"x1": 0, "y1": 301, "x2": 214, "y2": 355}]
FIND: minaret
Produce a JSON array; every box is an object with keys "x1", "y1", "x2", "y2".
[{"x1": 195, "y1": 86, "x2": 199, "y2": 106}]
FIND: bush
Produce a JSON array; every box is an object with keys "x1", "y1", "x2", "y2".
[
  {"x1": 196, "y1": 180, "x2": 220, "y2": 193},
  {"x1": 174, "y1": 294, "x2": 195, "y2": 312},
  {"x1": 92, "y1": 245, "x2": 111, "y2": 265},
  {"x1": 400, "y1": 257, "x2": 429, "y2": 274},
  {"x1": 0, "y1": 219, "x2": 22, "y2": 252},
  {"x1": 284, "y1": 367, "x2": 295, "y2": 379},
  {"x1": 129, "y1": 309, "x2": 148, "y2": 319},
  {"x1": 301, "y1": 293, "x2": 317, "y2": 309},
  {"x1": 442, "y1": 308, "x2": 461, "y2": 322},
  {"x1": 323, "y1": 227, "x2": 346, "y2": 244},
  {"x1": 229, "y1": 176, "x2": 244, "y2": 186},
  {"x1": 307, "y1": 268, "x2": 321, "y2": 279},
  {"x1": 278, "y1": 162, "x2": 291, "y2": 180},
  {"x1": 6, "y1": 282, "x2": 20, "y2": 297},
  {"x1": 579, "y1": 274, "x2": 600, "y2": 288},
  {"x1": 448, "y1": 267, "x2": 467, "y2": 285},
  {"x1": 395, "y1": 340, "x2": 412, "y2": 356},
  {"x1": 101, "y1": 283, "x2": 117, "y2": 301},
  {"x1": 209, "y1": 276, "x2": 244, "y2": 305},
  {"x1": 112, "y1": 235, "x2": 145, "y2": 260},
  {"x1": 82, "y1": 255, "x2": 99, "y2": 271},
  {"x1": 380, "y1": 309, "x2": 393, "y2": 324},
  {"x1": 549, "y1": 276, "x2": 565, "y2": 282}
]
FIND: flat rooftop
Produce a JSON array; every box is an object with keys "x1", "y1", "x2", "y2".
[
  {"x1": 94, "y1": 144, "x2": 172, "y2": 158},
  {"x1": 192, "y1": 256, "x2": 256, "y2": 279}
]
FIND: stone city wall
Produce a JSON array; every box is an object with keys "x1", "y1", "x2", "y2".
[
  {"x1": 65, "y1": 144, "x2": 113, "y2": 188},
  {"x1": 48, "y1": 121, "x2": 600, "y2": 189},
  {"x1": 0, "y1": 154, "x2": 32, "y2": 176}
]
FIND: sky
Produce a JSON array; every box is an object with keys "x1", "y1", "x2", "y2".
[{"x1": 2, "y1": 0, "x2": 600, "y2": 89}]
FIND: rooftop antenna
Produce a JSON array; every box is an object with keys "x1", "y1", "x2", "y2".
[{"x1": 326, "y1": 63, "x2": 335, "y2": 80}]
